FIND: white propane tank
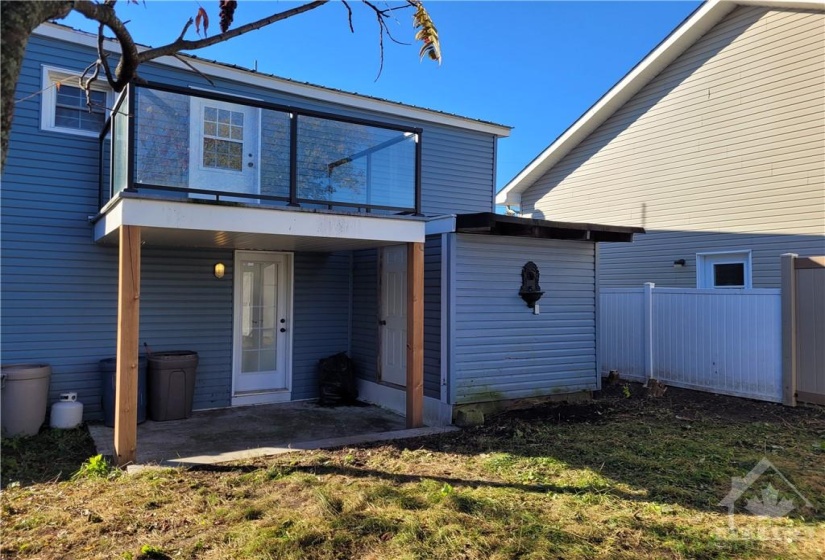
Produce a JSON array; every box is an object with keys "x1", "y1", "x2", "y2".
[{"x1": 50, "y1": 392, "x2": 83, "y2": 429}]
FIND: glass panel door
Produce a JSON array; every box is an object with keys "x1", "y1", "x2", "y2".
[{"x1": 234, "y1": 252, "x2": 290, "y2": 395}]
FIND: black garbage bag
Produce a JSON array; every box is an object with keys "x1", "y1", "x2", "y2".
[{"x1": 318, "y1": 352, "x2": 359, "y2": 406}]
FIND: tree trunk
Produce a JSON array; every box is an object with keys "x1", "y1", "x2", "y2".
[{"x1": 1, "y1": 1, "x2": 73, "y2": 171}]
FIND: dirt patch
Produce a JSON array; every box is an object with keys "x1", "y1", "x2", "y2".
[{"x1": 498, "y1": 379, "x2": 822, "y2": 427}]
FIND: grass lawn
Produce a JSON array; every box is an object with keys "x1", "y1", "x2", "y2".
[{"x1": 2, "y1": 383, "x2": 823, "y2": 559}]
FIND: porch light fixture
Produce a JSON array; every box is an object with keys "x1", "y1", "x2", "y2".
[
  {"x1": 214, "y1": 262, "x2": 226, "y2": 279},
  {"x1": 673, "y1": 259, "x2": 686, "y2": 268}
]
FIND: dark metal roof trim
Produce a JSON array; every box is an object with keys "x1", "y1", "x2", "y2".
[{"x1": 454, "y1": 212, "x2": 644, "y2": 243}]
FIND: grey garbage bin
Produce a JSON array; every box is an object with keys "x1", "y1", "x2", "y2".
[
  {"x1": 147, "y1": 351, "x2": 198, "y2": 421},
  {"x1": 1, "y1": 364, "x2": 51, "y2": 437},
  {"x1": 99, "y1": 357, "x2": 148, "y2": 427}
]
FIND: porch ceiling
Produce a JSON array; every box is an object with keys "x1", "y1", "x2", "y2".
[{"x1": 93, "y1": 193, "x2": 429, "y2": 252}]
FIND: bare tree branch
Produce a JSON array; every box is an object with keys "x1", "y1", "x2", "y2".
[
  {"x1": 71, "y1": 0, "x2": 140, "y2": 90},
  {"x1": 341, "y1": 1, "x2": 355, "y2": 33},
  {"x1": 172, "y1": 54, "x2": 216, "y2": 87},
  {"x1": 176, "y1": 17, "x2": 195, "y2": 43},
  {"x1": 80, "y1": 61, "x2": 101, "y2": 112},
  {"x1": 375, "y1": 16, "x2": 385, "y2": 81},
  {"x1": 96, "y1": 22, "x2": 116, "y2": 87},
  {"x1": 381, "y1": 22, "x2": 410, "y2": 47},
  {"x1": 137, "y1": 1, "x2": 328, "y2": 63}
]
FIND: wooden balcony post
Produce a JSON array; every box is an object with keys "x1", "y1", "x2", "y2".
[
  {"x1": 406, "y1": 242, "x2": 424, "y2": 428},
  {"x1": 115, "y1": 225, "x2": 141, "y2": 466}
]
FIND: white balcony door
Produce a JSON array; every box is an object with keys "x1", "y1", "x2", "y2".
[
  {"x1": 380, "y1": 245, "x2": 407, "y2": 386},
  {"x1": 190, "y1": 98, "x2": 260, "y2": 200},
  {"x1": 233, "y1": 252, "x2": 292, "y2": 404}
]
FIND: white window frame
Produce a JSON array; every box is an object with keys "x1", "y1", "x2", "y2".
[
  {"x1": 40, "y1": 65, "x2": 111, "y2": 137},
  {"x1": 696, "y1": 250, "x2": 752, "y2": 289}
]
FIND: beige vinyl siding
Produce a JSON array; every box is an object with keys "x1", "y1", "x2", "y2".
[{"x1": 522, "y1": 6, "x2": 824, "y2": 287}]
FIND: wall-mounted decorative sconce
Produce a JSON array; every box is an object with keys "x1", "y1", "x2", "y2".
[
  {"x1": 214, "y1": 262, "x2": 226, "y2": 279},
  {"x1": 673, "y1": 259, "x2": 686, "y2": 268},
  {"x1": 519, "y1": 261, "x2": 544, "y2": 310}
]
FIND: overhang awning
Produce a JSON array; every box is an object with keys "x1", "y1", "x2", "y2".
[
  {"x1": 455, "y1": 212, "x2": 644, "y2": 243},
  {"x1": 93, "y1": 193, "x2": 435, "y2": 252}
]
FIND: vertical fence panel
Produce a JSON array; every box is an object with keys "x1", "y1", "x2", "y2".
[
  {"x1": 601, "y1": 287, "x2": 782, "y2": 402},
  {"x1": 599, "y1": 289, "x2": 646, "y2": 380},
  {"x1": 795, "y1": 258, "x2": 825, "y2": 405}
]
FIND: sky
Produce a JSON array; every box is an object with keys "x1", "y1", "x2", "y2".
[{"x1": 62, "y1": 0, "x2": 702, "y2": 191}]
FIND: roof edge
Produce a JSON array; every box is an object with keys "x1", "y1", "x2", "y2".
[
  {"x1": 495, "y1": 0, "x2": 825, "y2": 206},
  {"x1": 455, "y1": 212, "x2": 644, "y2": 243},
  {"x1": 33, "y1": 22, "x2": 512, "y2": 138}
]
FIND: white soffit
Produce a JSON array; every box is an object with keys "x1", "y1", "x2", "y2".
[
  {"x1": 495, "y1": 0, "x2": 825, "y2": 206},
  {"x1": 94, "y1": 198, "x2": 427, "y2": 250}
]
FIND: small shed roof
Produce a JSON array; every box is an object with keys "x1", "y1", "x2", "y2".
[{"x1": 455, "y1": 213, "x2": 643, "y2": 243}]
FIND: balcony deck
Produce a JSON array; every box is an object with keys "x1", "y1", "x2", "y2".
[{"x1": 101, "y1": 83, "x2": 422, "y2": 217}]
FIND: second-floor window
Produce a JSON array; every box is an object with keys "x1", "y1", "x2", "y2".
[{"x1": 41, "y1": 66, "x2": 110, "y2": 137}]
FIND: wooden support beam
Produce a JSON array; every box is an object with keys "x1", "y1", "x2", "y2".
[
  {"x1": 406, "y1": 242, "x2": 424, "y2": 428},
  {"x1": 115, "y1": 226, "x2": 141, "y2": 466}
]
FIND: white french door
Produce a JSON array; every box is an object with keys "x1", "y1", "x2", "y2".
[
  {"x1": 379, "y1": 245, "x2": 407, "y2": 386},
  {"x1": 189, "y1": 98, "x2": 260, "y2": 201},
  {"x1": 232, "y1": 252, "x2": 292, "y2": 404}
]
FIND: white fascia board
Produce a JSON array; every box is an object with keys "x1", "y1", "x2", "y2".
[
  {"x1": 495, "y1": 0, "x2": 741, "y2": 206},
  {"x1": 736, "y1": 1, "x2": 825, "y2": 9},
  {"x1": 96, "y1": 198, "x2": 426, "y2": 243},
  {"x1": 94, "y1": 198, "x2": 123, "y2": 240},
  {"x1": 33, "y1": 23, "x2": 511, "y2": 138},
  {"x1": 424, "y1": 215, "x2": 456, "y2": 236}
]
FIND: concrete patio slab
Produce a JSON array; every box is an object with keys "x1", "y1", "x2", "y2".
[{"x1": 89, "y1": 401, "x2": 457, "y2": 467}]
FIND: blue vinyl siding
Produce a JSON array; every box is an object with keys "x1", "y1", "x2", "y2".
[
  {"x1": 140, "y1": 249, "x2": 234, "y2": 410},
  {"x1": 2, "y1": 34, "x2": 121, "y2": 419},
  {"x1": 423, "y1": 236, "x2": 442, "y2": 399},
  {"x1": 350, "y1": 249, "x2": 379, "y2": 382},
  {"x1": 452, "y1": 235, "x2": 597, "y2": 404},
  {"x1": 291, "y1": 252, "x2": 352, "y2": 400}
]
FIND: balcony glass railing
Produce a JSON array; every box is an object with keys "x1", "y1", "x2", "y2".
[{"x1": 100, "y1": 83, "x2": 422, "y2": 214}]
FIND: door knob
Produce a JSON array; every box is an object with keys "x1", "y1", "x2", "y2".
[{"x1": 379, "y1": 320, "x2": 387, "y2": 326}]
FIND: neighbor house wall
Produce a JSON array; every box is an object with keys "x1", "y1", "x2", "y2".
[
  {"x1": 521, "y1": 6, "x2": 825, "y2": 288},
  {"x1": 451, "y1": 234, "x2": 597, "y2": 404}
]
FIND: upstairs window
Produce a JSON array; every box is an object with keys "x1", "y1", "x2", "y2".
[
  {"x1": 41, "y1": 66, "x2": 110, "y2": 137},
  {"x1": 697, "y1": 251, "x2": 752, "y2": 289}
]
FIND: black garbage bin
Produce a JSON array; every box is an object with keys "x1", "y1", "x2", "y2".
[
  {"x1": 99, "y1": 357, "x2": 148, "y2": 427},
  {"x1": 147, "y1": 351, "x2": 198, "y2": 421}
]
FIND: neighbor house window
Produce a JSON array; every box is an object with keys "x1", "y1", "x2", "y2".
[
  {"x1": 41, "y1": 66, "x2": 110, "y2": 137},
  {"x1": 697, "y1": 251, "x2": 752, "y2": 289}
]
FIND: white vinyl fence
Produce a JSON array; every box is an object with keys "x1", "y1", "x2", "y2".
[{"x1": 600, "y1": 284, "x2": 782, "y2": 402}]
